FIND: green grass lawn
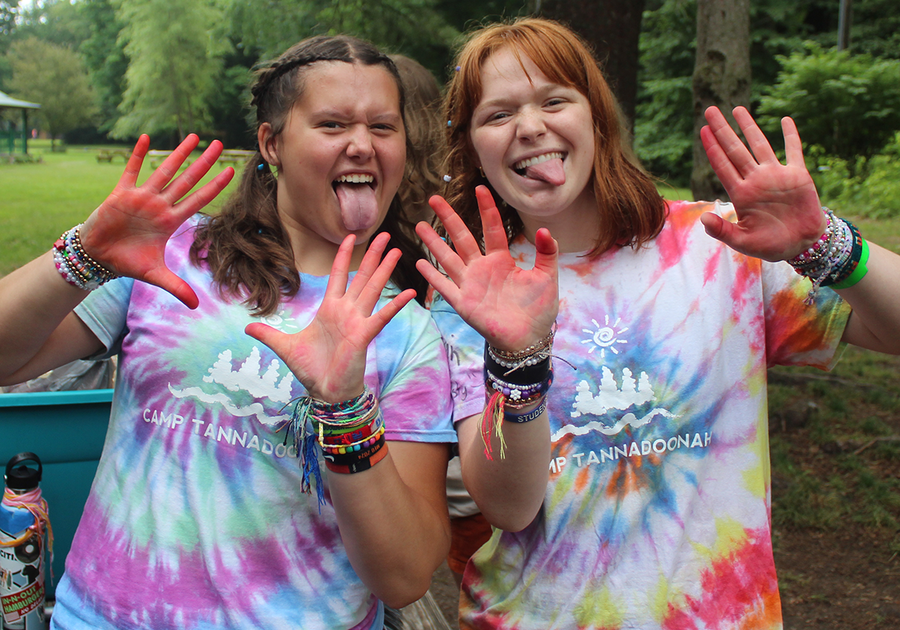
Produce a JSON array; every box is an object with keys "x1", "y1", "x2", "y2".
[{"x1": 0, "y1": 139, "x2": 238, "y2": 276}]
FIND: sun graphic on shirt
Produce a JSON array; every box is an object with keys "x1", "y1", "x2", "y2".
[
  {"x1": 581, "y1": 315, "x2": 628, "y2": 360},
  {"x1": 260, "y1": 310, "x2": 300, "y2": 332}
]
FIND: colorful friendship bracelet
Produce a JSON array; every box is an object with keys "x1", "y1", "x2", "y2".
[
  {"x1": 284, "y1": 386, "x2": 388, "y2": 509},
  {"x1": 481, "y1": 335, "x2": 555, "y2": 460}
]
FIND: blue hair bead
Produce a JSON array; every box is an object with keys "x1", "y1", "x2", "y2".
[{"x1": 257, "y1": 162, "x2": 265, "y2": 171}]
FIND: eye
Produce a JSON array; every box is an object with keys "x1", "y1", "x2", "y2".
[
  {"x1": 483, "y1": 111, "x2": 511, "y2": 124},
  {"x1": 544, "y1": 98, "x2": 566, "y2": 108},
  {"x1": 319, "y1": 121, "x2": 343, "y2": 129}
]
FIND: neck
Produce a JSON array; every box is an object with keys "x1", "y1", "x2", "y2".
[{"x1": 517, "y1": 197, "x2": 603, "y2": 254}]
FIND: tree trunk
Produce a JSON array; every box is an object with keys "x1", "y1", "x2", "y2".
[
  {"x1": 538, "y1": 0, "x2": 645, "y2": 136},
  {"x1": 691, "y1": 0, "x2": 751, "y2": 202}
]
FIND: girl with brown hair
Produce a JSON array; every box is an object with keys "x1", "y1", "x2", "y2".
[{"x1": 0, "y1": 35, "x2": 454, "y2": 630}]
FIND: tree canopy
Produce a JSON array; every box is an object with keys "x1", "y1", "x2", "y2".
[{"x1": 7, "y1": 36, "x2": 96, "y2": 147}]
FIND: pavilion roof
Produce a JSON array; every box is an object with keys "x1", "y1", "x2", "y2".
[{"x1": 0, "y1": 90, "x2": 39, "y2": 109}]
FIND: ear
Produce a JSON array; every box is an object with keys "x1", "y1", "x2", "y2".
[{"x1": 258, "y1": 122, "x2": 281, "y2": 167}]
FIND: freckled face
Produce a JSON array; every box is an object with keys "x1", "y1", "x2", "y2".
[
  {"x1": 469, "y1": 47, "x2": 597, "y2": 229},
  {"x1": 267, "y1": 61, "x2": 406, "y2": 253}
]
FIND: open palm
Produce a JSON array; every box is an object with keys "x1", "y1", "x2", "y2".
[
  {"x1": 416, "y1": 186, "x2": 559, "y2": 351},
  {"x1": 701, "y1": 106, "x2": 826, "y2": 262},
  {"x1": 80, "y1": 134, "x2": 234, "y2": 308},
  {"x1": 245, "y1": 233, "x2": 416, "y2": 403}
]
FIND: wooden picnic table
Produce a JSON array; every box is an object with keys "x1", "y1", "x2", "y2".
[
  {"x1": 217, "y1": 149, "x2": 255, "y2": 167},
  {"x1": 96, "y1": 149, "x2": 130, "y2": 163},
  {"x1": 144, "y1": 148, "x2": 254, "y2": 169}
]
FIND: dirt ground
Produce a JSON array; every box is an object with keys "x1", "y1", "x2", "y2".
[
  {"x1": 423, "y1": 528, "x2": 900, "y2": 630},
  {"x1": 775, "y1": 526, "x2": 900, "y2": 629}
]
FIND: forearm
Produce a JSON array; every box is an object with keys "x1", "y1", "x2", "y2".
[
  {"x1": 457, "y1": 412, "x2": 550, "y2": 531},
  {"x1": 327, "y1": 442, "x2": 451, "y2": 608},
  {"x1": 838, "y1": 241, "x2": 900, "y2": 354},
  {"x1": 0, "y1": 251, "x2": 94, "y2": 382}
]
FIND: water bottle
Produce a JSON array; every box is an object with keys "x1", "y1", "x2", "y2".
[{"x1": 0, "y1": 453, "x2": 50, "y2": 630}]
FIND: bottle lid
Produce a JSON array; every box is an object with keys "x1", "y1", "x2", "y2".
[{"x1": 4, "y1": 452, "x2": 42, "y2": 491}]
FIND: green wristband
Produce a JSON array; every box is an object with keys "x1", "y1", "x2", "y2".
[{"x1": 831, "y1": 238, "x2": 870, "y2": 290}]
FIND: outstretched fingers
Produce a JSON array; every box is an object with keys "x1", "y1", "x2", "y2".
[
  {"x1": 119, "y1": 135, "x2": 151, "y2": 188},
  {"x1": 143, "y1": 266, "x2": 200, "y2": 310},
  {"x1": 162, "y1": 139, "x2": 227, "y2": 203},
  {"x1": 703, "y1": 106, "x2": 758, "y2": 180},
  {"x1": 532, "y1": 227, "x2": 559, "y2": 280},
  {"x1": 428, "y1": 195, "x2": 483, "y2": 263},
  {"x1": 732, "y1": 106, "x2": 780, "y2": 167},
  {"x1": 475, "y1": 186, "x2": 508, "y2": 255},
  {"x1": 345, "y1": 233, "x2": 397, "y2": 310},
  {"x1": 324, "y1": 235, "x2": 357, "y2": 299},
  {"x1": 781, "y1": 115, "x2": 806, "y2": 167}
]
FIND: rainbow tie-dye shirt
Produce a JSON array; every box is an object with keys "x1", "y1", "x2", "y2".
[
  {"x1": 431, "y1": 200, "x2": 850, "y2": 630},
  {"x1": 52, "y1": 217, "x2": 455, "y2": 630}
]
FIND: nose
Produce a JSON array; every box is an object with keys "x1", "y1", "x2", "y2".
[
  {"x1": 346, "y1": 125, "x2": 375, "y2": 160},
  {"x1": 516, "y1": 107, "x2": 547, "y2": 142}
]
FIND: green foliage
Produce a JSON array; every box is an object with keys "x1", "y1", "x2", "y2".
[
  {"x1": 112, "y1": 0, "x2": 227, "y2": 141},
  {"x1": 78, "y1": 0, "x2": 128, "y2": 135},
  {"x1": 220, "y1": 0, "x2": 466, "y2": 81},
  {"x1": 758, "y1": 44, "x2": 900, "y2": 168},
  {"x1": 635, "y1": 0, "x2": 695, "y2": 184},
  {"x1": 6, "y1": 37, "x2": 97, "y2": 145}
]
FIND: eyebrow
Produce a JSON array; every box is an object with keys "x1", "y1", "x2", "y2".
[{"x1": 475, "y1": 82, "x2": 575, "y2": 112}]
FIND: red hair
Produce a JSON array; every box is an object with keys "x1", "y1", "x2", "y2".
[{"x1": 442, "y1": 18, "x2": 666, "y2": 255}]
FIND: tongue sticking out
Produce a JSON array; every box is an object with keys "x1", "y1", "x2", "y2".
[
  {"x1": 523, "y1": 157, "x2": 566, "y2": 186},
  {"x1": 335, "y1": 183, "x2": 379, "y2": 231}
]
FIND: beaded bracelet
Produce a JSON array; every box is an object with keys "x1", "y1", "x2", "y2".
[
  {"x1": 480, "y1": 332, "x2": 554, "y2": 460},
  {"x1": 787, "y1": 208, "x2": 869, "y2": 303},
  {"x1": 283, "y1": 386, "x2": 387, "y2": 509},
  {"x1": 52, "y1": 224, "x2": 118, "y2": 291}
]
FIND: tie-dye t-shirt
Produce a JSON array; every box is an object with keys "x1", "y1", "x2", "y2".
[
  {"x1": 431, "y1": 201, "x2": 850, "y2": 630},
  {"x1": 52, "y1": 217, "x2": 455, "y2": 630}
]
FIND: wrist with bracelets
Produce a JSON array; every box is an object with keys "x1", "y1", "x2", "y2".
[
  {"x1": 481, "y1": 330, "x2": 554, "y2": 460},
  {"x1": 787, "y1": 207, "x2": 869, "y2": 303},
  {"x1": 284, "y1": 386, "x2": 388, "y2": 509},
  {"x1": 52, "y1": 224, "x2": 119, "y2": 291}
]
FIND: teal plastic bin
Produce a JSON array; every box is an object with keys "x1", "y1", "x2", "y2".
[{"x1": 0, "y1": 388, "x2": 112, "y2": 600}]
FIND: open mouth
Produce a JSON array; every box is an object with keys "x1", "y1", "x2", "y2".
[
  {"x1": 333, "y1": 173, "x2": 379, "y2": 231},
  {"x1": 512, "y1": 152, "x2": 565, "y2": 176},
  {"x1": 333, "y1": 173, "x2": 376, "y2": 188}
]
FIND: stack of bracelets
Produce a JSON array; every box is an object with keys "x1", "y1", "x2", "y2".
[
  {"x1": 787, "y1": 207, "x2": 869, "y2": 304},
  {"x1": 286, "y1": 387, "x2": 387, "y2": 508},
  {"x1": 52, "y1": 224, "x2": 119, "y2": 291},
  {"x1": 482, "y1": 330, "x2": 554, "y2": 460}
]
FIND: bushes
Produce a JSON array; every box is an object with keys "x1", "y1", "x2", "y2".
[
  {"x1": 758, "y1": 44, "x2": 900, "y2": 169},
  {"x1": 809, "y1": 134, "x2": 900, "y2": 219},
  {"x1": 758, "y1": 45, "x2": 900, "y2": 218}
]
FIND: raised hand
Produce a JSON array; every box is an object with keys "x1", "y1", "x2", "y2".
[
  {"x1": 415, "y1": 185, "x2": 559, "y2": 351},
  {"x1": 80, "y1": 134, "x2": 234, "y2": 308},
  {"x1": 245, "y1": 233, "x2": 416, "y2": 403},
  {"x1": 700, "y1": 106, "x2": 826, "y2": 261}
]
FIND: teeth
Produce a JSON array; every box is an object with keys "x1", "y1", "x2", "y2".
[
  {"x1": 514, "y1": 152, "x2": 564, "y2": 171},
  {"x1": 335, "y1": 174, "x2": 374, "y2": 184}
]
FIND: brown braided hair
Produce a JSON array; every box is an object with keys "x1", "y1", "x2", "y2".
[{"x1": 190, "y1": 35, "x2": 427, "y2": 316}]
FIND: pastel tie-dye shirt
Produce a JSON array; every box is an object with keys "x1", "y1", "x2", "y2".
[
  {"x1": 431, "y1": 201, "x2": 850, "y2": 630},
  {"x1": 52, "y1": 217, "x2": 455, "y2": 630}
]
